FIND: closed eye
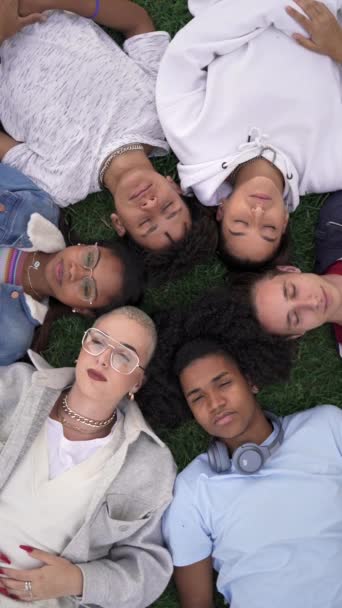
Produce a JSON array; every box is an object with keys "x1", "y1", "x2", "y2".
[
  {"x1": 139, "y1": 218, "x2": 151, "y2": 228},
  {"x1": 191, "y1": 395, "x2": 204, "y2": 404},
  {"x1": 263, "y1": 225, "x2": 276, "y2": 231},
  {"x1": 219, "y1": 381, "x2": 231, "y2": 388},
  {"x1": 162, "y1": 202, "x2": 173, "y2": 213},
  {"x1": 234, "y1": 220, "x2": 248, "y2": 226}
]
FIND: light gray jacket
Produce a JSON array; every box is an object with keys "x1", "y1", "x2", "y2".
[{"x1": 0, "y1": 352, "x2": 176, "y2": 608}]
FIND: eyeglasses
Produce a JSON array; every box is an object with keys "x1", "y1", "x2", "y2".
[
  {"x1": 79, "y1": 244, "x2": 100, "y2": 305},
  {"x1": 82, "y1": 327, "x2": 145, "y2": 375}
]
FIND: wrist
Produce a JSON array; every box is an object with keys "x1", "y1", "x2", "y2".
[{"x1": 68, "y1": 565, "x2": 83, "y2": 597}]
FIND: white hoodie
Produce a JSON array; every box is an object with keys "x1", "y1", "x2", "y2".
[{"x1": 156, "y1": 0, "x2": 342, "y2": 209}]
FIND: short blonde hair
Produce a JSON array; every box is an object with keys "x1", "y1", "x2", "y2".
[{"x1": 95, "y1": 306, "x2": 157, "y2": 364}]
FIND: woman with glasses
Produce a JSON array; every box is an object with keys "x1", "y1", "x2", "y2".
[
  {"x1": 0, "y1": 306, "x2": 176, "y2": 607},
  {"x1": 0, "y1": 164, "x2": 143, "y2": 366}
]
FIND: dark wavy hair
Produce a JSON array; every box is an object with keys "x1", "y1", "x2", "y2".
[
  {"x1": 218, "y1": 223, "x2": 291, "y2": 272},
  {"x1": 228, "y1": 269, "x2": 285, "y2": 330},
  {"x1": 137, "y1": 288, "x2": 297, "y2": 428},
  {"x1": 126, "y1": 197, "x2": 218, "y2": 285}
]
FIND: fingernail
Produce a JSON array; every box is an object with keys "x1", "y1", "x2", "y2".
[
  {"x1": 19, "y1": 545, "x2": 33, "y2": 553},
  {"x1": 0, "y1": 568, "x2": 4, "y2": 574},
  {"x1": 0, "y1": 554, "x2": 11, "y2": 564},
  {"x1": 0, "y1": 588, "x2": 9, "y2": 596}
]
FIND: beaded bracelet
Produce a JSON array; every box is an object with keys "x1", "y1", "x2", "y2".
[{"x1": 89, "y1": 0, "x2": 100, "y2": 19}]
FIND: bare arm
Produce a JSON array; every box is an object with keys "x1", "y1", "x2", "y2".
[
  {"x1": 286, "y1": 0, "x2": 342, "y2": 63},
  {"x1": 19, "y1": 0, "x2": 155, "y2": 37},
  {"x1": 0, "y1": 0, "x2": 44, "y2": 43},
  {"x1": 0, "y1": 131, "x2": 19, "y2": 159},
  {"x1": 173, "y1": 557, "x2": 215, "y2": 608}
]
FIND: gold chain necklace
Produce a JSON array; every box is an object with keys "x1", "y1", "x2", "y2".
[
  {"x1": 61, "y1": 393, "x2": 117, "y2": 428},
  {"x1": 27, "y1": 251, "x2": 41, "y2": 299}
]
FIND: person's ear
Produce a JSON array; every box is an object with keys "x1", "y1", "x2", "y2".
[
  {"x1": 277, "y1": 265, "x2": 301, "y2": 274},
  {"x1": 287, "y1": 332, "x2": 304, "y2": 340},
  {"x1": 246, "y1": 376, "x2": 259, "y2": 394},
  {"x1": 282, "y1": 209, "x2": 289, "y2": 233},
  {"x1": 75, "y1": 308, "x2": 96, "y2": 318},
  {"x1": 216, "y1": 200, "x2": 226, "y2": 221},
  {"x1": 111, "y1": 213, "x2": 126, "y2": 237},
  {"x1": 166, "y1": 175, "x2": 182, "y2": 194}
]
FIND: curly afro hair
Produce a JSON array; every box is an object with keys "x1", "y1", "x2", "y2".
[
  {"x1": 137, "y1": 288, "x2": 297, "y2": 429},
  {"x1": 126, "y1": 197, "x2": 218, "y2": 285}
]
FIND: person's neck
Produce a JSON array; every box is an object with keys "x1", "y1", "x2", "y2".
[
  {"x1": 233, "y1": 157, "x2": 284, "y2": 193},
  {"x1": 50, "y1": 384, "x2": 120, "y2": 442},
  {"x1": 22, "y1": 251, "x2": 53, "y2": 301},
  {"x1": 103, "y1": 146, "x2": 153, "y2": 196},
  {"x1": 224, "y1": 406, "x2": 273, "y2": 454}
]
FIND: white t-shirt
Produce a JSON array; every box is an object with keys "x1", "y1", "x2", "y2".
[
  {"x1": 163, "y1": 405, "x2": 342, "y2": 608},
  {"x1": 156, "y1": 0, "x2": 342, "y2": 208},
  {"x1": 47, "y1": 413, "x2": 121, "y2": 479},
  {"x1": 0, "y1": 11, "x2": 170, "y2": 206}
]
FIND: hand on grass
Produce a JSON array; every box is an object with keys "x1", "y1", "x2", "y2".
[
  {"x1": 0, "y1": 546, "x2": 83, "y2": 601},
  {"x1": 0, "y1": 0, "x2": 46, "y2": 43},
  {"x1": 286, "y1": 0, "x2": 342, "y2": 63}
]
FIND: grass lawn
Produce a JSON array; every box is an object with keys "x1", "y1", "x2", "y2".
[{"x1": 44, "y1": 2, "x2": 342, "y2": 606}]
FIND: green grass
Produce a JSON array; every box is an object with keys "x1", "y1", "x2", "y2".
[{"x1": 44, "y1": 3, "x2": 342, "y2": 607}]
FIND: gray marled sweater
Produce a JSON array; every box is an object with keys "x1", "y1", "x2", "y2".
[{"x1": 0, "y1": 11, "x2": 170, "y2": 206}]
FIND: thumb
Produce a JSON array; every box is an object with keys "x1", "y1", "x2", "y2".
[
  {"x1": 19, "y1": 12, "x2": 47, "y2": 28},
  {"x1": 19, "y1": 545, "x2": 59, "y2": 565}
]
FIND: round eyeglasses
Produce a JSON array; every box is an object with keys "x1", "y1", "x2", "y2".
[
  {"x1": 82, "y1": 327, "x2": 145, "y2": 375},
  {"x1": 78, "y1": 244, "x2": 100, "y2": 305}
]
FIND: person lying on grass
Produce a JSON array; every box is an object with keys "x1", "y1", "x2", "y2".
[
  {"x1": 156, "y1": 0, "x2": 342, "y2": 271},
  {"x1": 0, "y1": 306, "x2": 175, "y2": 608},
  {"x1": 232, "y1": 191, "x2": 342, "y2": 350},
  {"x1": 157, "y1": 337, "x2": 342, "y2": 608},
  {"x1": 0, "y1": 163, "x2": 142, "y2": 366},
  {"x1": 0, "y1": 0, "x2": 218, "y2": 283}
]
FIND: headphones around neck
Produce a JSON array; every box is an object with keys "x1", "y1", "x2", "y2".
[{"x1": 207, "y1": 411, "x2": 284, "y2": 475}]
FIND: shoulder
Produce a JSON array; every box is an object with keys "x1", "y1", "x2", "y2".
[
  {"x1": 175, "y1": 452, "x2": 213, "y2": 494},
  {"x1": 113, "y1": 430, "x2": 177, "y2": 509},
  {"x1": 283, "y1": 405, "x2": 342, "y2": 435},
  {"x1": 0, "y1": 361, "x2": 35, "y2": 415}
]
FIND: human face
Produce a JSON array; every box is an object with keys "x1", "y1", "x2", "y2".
[
  {"x1": 75, "y1": 313, "x2": 151, "y2": 404},
  {"x1": 179, "y1": 354, "x2": 259, "y2": 443},
  {"x1": 45, "y1": 245, "x2": 124, "y2": 310},
  {"x1": 111, "y1": 169, "x2": 192, "y2": 251},
  {"x1": 217, "y1": 177, "x2": 289, "y2": 263},
  {"x1": 254, "y1": 271, "x2": 342, "y2": 336}
]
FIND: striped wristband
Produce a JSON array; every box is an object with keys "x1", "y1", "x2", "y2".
[{"x1": 89, "y1": 0, "x2": 100, "y2": 19}]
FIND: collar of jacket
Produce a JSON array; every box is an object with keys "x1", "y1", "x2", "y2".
[
  {"x1": 27, "y1": 350, "x2": 164, "y2": 447},
  {"x1": 21, "y1": 212, "x2": 66, "y2": 323}
]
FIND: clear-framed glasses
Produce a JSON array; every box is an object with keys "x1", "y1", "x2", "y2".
[
  {"x1": 82, "y1": 327, "x2": 145, "y2": 375},
  {"x1": 79, "y1": 244, "x2": 100, "y2": 305}
]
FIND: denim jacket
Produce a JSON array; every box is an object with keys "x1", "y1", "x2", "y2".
[{"x1": 0, "y1": 164, "x2": 63, "y2": 365}]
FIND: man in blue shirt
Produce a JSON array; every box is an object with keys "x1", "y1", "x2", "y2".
[{"x1": 163, "y1": 338, "x2": 342, "y2": 608}]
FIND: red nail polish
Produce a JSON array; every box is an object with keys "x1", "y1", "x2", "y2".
[
  {"x1": 0, "y1": 568, "x2": 4, "y2": 574},
  {"x1": 0, "y1": 588, "x2": 9, "y2": 596},
  {"x1": 0, "y1": 554, "x2": 11, "y2": 564},
  {"x1": 19, "y1": 545, "x2": 34, "y2": 553}
]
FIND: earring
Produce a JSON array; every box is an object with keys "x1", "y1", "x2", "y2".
[
  {"x1": 74, "y1": 358, "x2": 78, "y2": 364},
  {"x1": 128, "y1": 392, "x2": 135, "y2": 401},
  {"x1": 72, "y1": 308, "x2": 76, "y2": 314}
]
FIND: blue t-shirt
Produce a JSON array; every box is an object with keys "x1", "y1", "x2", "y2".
[{"x1": 163, "y1": 406, "x2": 342, "y2": 608}]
